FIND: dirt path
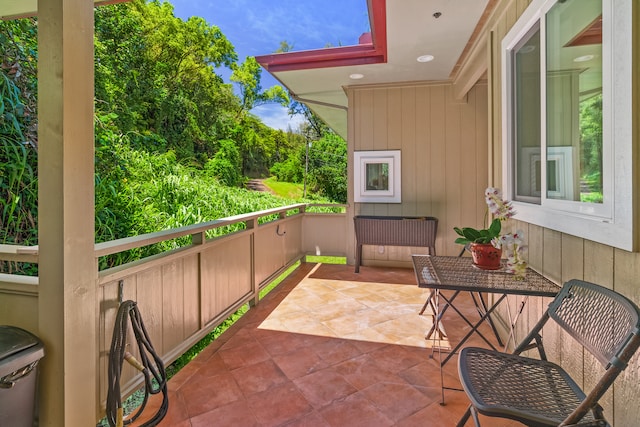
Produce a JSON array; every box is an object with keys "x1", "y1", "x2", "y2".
[{"x1": 245, "y1": 178, "x2": 274, "y2": 194}]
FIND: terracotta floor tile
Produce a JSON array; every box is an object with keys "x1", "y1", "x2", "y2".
[
  {"x1": 293, "y1": 368, "x2": 358, "y2": 409},
  {"x1": 318, "y1": 393, "x2": 395, "y2": 427},
  {"x1": 128, "y1": 390, "x2": 185, "y2": 427},
  {"x1": 281, "y1": 410, "x2": 331, "y2": 427},
  {"x1": 273, "y1": 346, "x2": 329, "y2": 380},
  {"x1": 344, "y1": 327, "x2": 407, "y2": 346},
  {"x1": 311, "y1": 338, "x2": 364, "y2": 365},
  {"x1": 137, "y1": 263, "x2": 519, "y2": 427},
  {"x1": 219, "y1": 338, "x2": 271, "y2": 370},
  {"x1": 246, "y1": 382, "x2": 314, "y2": 427},
  {"x1": 322, "y1": 310, "x2": 393, "y2": 336},
  {"x1": 232, "y1": 359, "x2": 289, "y2": 396},
  {"x1": 367, "y1": 344, "x2": 426, "y2": 374},
  {"x1": 359, "y1": 382, "x2": 432, "y2": 422},
  {"x1": 311, "y1": 300, "x2": 370, "y2": 322},
  {"x1": 166, "y1": 358, "x2": 201, "y2": 392},
  {"x1": 189, "y1": 400, "x2": 260, "y2": 427},
  {"x1": 332, "y1": 354, "x2": 404, "y2": 390},
  {"x1": 396, "y1": 360, "x2": 444, "y2": 389},
  {"x1": 251, "y1": 328, "x2": 306, "y2": 354},
  {"x1": 190, "y1": 352, "x2": 230, "y2": 378},
  {"x1": 350, "y1": 337, "x2": 388, "y2": 354},
  {"x1": 179, "y1": 371, "x2": 244, "y2": 418}
]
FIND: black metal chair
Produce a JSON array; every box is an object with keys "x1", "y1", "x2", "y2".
[{"x1": 456, "y1": 279, "x2": 640, "y2": 427}]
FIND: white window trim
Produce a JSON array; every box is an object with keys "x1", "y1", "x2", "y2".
[
  {"x1": 501, "y1": 0, "x2": 635, "y2": 251},
  {"x1": 353, "y1": 150, "x2": 402, "y2": 203}
]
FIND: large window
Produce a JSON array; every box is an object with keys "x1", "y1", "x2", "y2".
[{"x1": 502, "y1": 0, "x2": 634, "y2": 250}]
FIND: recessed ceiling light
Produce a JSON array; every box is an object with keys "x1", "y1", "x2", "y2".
[
  {"x1": 574, "y1": 54, "x2": 595, "y2": 62},
  {"x1": 349, "y1": 73, "x2": 364, "y2": 80},
  {"x1": 417, "y1": 54, "x2": 434, "y2": 63}
]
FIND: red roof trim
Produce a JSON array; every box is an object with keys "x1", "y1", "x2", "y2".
[{"x1": 255, "y1": 0, "x2": 387, "y2": 73}]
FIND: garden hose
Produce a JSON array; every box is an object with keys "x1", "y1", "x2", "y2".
[{"x1": 106, "y1": 300, "x2": 169, "y2": 427}]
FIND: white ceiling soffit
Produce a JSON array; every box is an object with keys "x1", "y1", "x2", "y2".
[
  {"x1": 0, "y1": 0, "x2": 127, "y2": 20},
  {"x1": 265, "y1": 0, "x2": 490, "y2": 137}
]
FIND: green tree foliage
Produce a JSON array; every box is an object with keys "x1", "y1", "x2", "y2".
[
  {"x1": 205, "y1": 139, "x2": 242, "y2": 186},
  {"x1": 232, "y1": 115, "x2": 278, "y2": 176},
  {"x1": 0, "y1": 18, "x2": 38, "y2": 252},
  {"x1": 95, "y1": 115, "x2": 298, "y2": 268},
  {"x1": 94, "y1": 0, "x2": 291, "y2": 170},
  {"x1": 270, "y1": 154, "x2": 304, "y2": 183},
  {"x1": 270, "y1": 132, "x2": 347, "y2": 203},
  {"x1": 231, "y1": 56, "x2": 289, "y2": 118},
  {"x1": 289, "y1": 100, "x2": 333, "y2": 141},
  {"x1": 579, "y1": 94, "x2": 603, "y2": 191},
  {"x1": 2, "y1": 3, "x2": 340, "y2": 275},
  {"x1": 268, "y1": 128, "x2": 306, "y2": 182},
  {"x1": 270, "y1": 40, "x2": 347, "y2": 200},
  {"x1": 95, "y1": 0, "x2": 239, "y2": 159},
  {"x1": 307, "y1": 133, "x2": 347, "y2": 203}
]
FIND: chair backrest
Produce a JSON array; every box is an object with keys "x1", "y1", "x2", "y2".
[{"x1": 548, "y1": 279, "x2": 640, "y2": 369}]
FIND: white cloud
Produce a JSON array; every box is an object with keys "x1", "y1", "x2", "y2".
[{"x1": 252, "y1": 104, "x2": 305, "y2": 131}]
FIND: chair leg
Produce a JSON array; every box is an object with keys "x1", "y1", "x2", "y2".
[
  {"x1": 470, "y1": 407, "x2": 482, "y2": 426},
  {"x1": 456, "y1": 405, "x2": 473, "y2": 427}
]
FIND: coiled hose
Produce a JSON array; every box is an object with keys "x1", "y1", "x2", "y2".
[{"x1": 106, "y1": 300, "x2": 169, "y2": 427}]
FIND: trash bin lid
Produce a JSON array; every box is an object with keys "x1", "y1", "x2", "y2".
[{"x1": 0, "y1": 326, "x2": 40, "y2": 361}]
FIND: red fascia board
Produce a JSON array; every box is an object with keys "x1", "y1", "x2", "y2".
[
  {"x1": 256, "y1": 45, "x2": 384, "y2": 72},
  {"x1": 256, "y1": 0, "x2": 387, "y2": 73},
  {"x1": 369, "y1": 0, "x2": 387, "y2": 55}
]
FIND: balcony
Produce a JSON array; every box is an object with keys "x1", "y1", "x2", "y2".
[
  {"x1": 1, "y1": 204, "x2": 511, "y2": 425},
  {"x1": 127, "y1": 262, "x2": 510, "y2": 426}
]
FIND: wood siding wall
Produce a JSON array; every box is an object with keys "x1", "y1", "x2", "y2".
[
  {"x1": 347, "y1": 82, "x2": 489, "y2": 267},
  {"x1": 480, "y1": 1, "x2": 640, "y2": 425}
]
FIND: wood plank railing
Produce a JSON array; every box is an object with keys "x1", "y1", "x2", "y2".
[{"x1": 0, "y1": 203, "x2": 347, "y2": 419}]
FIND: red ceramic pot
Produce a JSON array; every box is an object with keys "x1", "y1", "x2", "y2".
[{"x1": 470, "y1": 243, "x2": 502, "y2": 270}]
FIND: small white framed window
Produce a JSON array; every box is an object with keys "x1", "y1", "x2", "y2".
[
  {"x1": 353, "y1": 150, "x2": 401, "y2": 203},
  {"x1": 501, "y1": 0, "x2": 634, "y2": 250}
]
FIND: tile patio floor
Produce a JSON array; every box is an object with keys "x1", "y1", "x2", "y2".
[{"x1": 132, "y1": 262, "x2": 520, "y2": 426}]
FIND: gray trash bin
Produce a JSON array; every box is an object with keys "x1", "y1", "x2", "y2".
[{"x1": 0, "y1": 326, "x2": 45, "y2": 427}]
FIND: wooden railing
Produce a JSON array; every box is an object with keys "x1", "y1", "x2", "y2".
[{"x1": 0, "y1": 203, "x2": 347, "y2": 417}]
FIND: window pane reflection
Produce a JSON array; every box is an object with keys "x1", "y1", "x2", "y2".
[
  {"x1": 546, "y1": 0, "x2": 602, "y2": 203},
  {"x1": 365, "y1": 163, "x2": 389, "y2": 191},
  {"x1": 513, "y1": 25, "x2": 541, "y2": 203}
]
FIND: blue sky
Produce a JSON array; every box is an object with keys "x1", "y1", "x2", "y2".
[{"x1": 167, "y1": 0, "x2": 369, "y2": 131}]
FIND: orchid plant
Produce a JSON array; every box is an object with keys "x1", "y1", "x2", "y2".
[
  {"x1": 454, "y1": 187, "x2": 528, "y2": 277},
  {"x1": 494, "y1": 229, "x2": 528, "y2": 278},
  {"x1": 453, "y1": 187, "x2": 515, "y2": 245},
  {"x1": 487, "y1": 188, "x2": 527, "y2": 277}
]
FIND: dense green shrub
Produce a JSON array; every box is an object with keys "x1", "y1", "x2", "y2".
[
  {"x1": 205, "y1": 139, "x2": 242, "y2": 186},
  {"x1": 270, "y1": 155, "x2": 304, "y2": 183},
  {"x1": 0, "y1": 19, "x2": 39, "y2": 274}
]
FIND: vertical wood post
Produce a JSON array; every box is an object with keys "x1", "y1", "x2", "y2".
[{"x1": 37, "y1": 0, "x2": 97, "y2": 424}]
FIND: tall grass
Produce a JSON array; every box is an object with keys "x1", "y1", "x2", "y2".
[
  {"x1": 95, "y1": 121, "x2": 331, "y2": 269},
  {"x1": 1, "y1": 70, "x2": 38, "y2": 274}
]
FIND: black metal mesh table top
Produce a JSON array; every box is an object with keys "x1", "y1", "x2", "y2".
[{"x1": 412, "y1": 255, "x2": 560, "y2": 297}]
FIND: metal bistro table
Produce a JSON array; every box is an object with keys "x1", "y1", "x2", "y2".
[{"x1": 411, "y1": 255, "x2": 559, "y2": 404}]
